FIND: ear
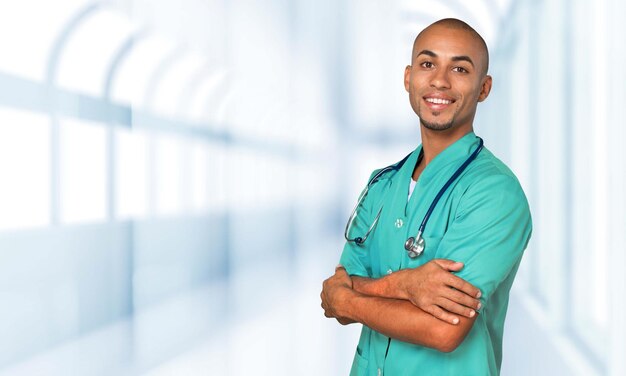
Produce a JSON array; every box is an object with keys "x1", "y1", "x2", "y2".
[
  {"x1": 477, "y1": 75, "x2": 492, "y2": 102},
  {"x1": 404, "y1": 65, "x2": 412, "y2": 92}
]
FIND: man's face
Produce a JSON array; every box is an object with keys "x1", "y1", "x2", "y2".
[{"x1": 404, "y1": 25, "x2": 491, "y2": 132}]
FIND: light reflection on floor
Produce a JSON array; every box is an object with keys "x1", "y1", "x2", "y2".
[
  {"x1": 0, "y1": 242, "x2": 361, "y2": 376},
  {"x1": 0, "y1": 242, "x2": 565, "y2": 375}
]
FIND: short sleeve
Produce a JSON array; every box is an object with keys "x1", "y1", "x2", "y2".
[
  {"x1": 339, "y1": 169, "x2": 383, "y2": 278},
  {"x1": 435, "y1": 174, "x2": 532, "y2": 304}
]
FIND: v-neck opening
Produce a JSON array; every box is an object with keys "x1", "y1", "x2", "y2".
[{"x1": 403, "y1": 132, "x2": 480, "y2": 217}]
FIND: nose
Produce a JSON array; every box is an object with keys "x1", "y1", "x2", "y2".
[{"x1": 430, "y1": 68, "x2": 451, "y2": 90}]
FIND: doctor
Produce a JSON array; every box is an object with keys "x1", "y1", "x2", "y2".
[{"x1": 321, "y1": 18, "x2": 532, "y2": 375}]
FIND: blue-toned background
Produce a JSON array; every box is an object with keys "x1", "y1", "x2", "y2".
[{"x1": 0, "y1": 0, "x2": 624, "y2": 375}]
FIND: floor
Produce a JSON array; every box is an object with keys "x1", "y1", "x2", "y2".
[{"x1": 0, "y1": 242, "x2": 581, "y2": 375}]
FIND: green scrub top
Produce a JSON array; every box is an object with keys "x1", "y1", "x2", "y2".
[{"x1": 340, "y1": 132, "x2": 532, "y2": 376}]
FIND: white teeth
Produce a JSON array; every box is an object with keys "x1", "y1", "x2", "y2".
[{"x1": 425, "y1": 98, "x2": 452, "y2": 104}]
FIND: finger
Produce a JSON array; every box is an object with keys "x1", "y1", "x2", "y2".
[
  {"x1": 442, "y1": 287, "x2": 482, "y2": 310},
  {"x1": 426, "y1": 305, "x2": 460, "y2": 325},
  {"x1": 433, "y1": 259, "x2": 464, "y2": 271},
  {"x1": 320, "y1": 293, "x2": 329, "y2": 307},
  {"x1": 321, "y1": 300, "x2": 329, "y2": 313},
  {"x1": 444, "y1": 274, "x2": 482, "y2": 299},
  {"x1": 435, "y1": 297, "x2": 476, "y2": 318},
  {"x1": 335, "y1": 267, "x2": 348, "y2": 277}
]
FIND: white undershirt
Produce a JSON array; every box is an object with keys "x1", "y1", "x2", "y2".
[
  {"x1": 408, "y1": 178, "x2": 417, "y2": 201},
  {"x1": 409, "y1": 152, "x2": 423, "y2": 202}
]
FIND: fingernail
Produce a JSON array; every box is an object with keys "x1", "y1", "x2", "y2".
[
  {"x1": 477, "y1": 302, "x2": 482, "y2": 310},
  {"x1": 469, "y1": 310, "x2": 475, "y2": 317},
  {"x1": 453, "y1": 318, "x2": 459, "y2": 325},
  {"x1": 476, "y1": 291, "x2": 482, "y2": 298}
]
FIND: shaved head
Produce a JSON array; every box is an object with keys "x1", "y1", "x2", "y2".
[
  {"x1": 403, "y1": 17, "x2": 493, "y2": 133},
  {"x1": 412, "y1": 18, "x2": 489, "y2": 76}
]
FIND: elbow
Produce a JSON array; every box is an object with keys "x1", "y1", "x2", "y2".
[
  {"x1": 435, "y1": 338, "x2": 462, "y2": 353},
  {"x1": 431, "y1": 326, "x2": 467, "y2": 353}
]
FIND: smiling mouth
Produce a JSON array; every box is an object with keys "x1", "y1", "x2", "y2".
[
  {"x1": 424, "y1": 97, "x2": 454, "y2": 105},
  {"x1": 423, "y1": 96, "x2": 455, "y2": 111}
]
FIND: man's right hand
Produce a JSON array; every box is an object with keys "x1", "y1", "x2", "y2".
[{"x1": 396, "y1": 259, "x2": 482, "y2": 325}]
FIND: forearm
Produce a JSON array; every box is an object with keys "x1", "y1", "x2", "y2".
[
  {"x1": 339, "y1": 290, "x2": 475, "y2": 352},
  {"x1": 352, "y1": 271, "x2": 408, "y2": 300},
  {"x1": 328, "y1": 262, "x2": 481, "y2": 330}
]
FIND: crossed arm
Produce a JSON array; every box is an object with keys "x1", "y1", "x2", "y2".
[
  {"x1": 323, "y1": 174, "x2": 531, "y2": 352},
  {"x1": 320, "y1": 260, "x2": 482, "y2": 353}
]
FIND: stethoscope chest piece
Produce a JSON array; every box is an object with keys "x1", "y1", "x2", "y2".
[{"x1": 404, "y1": 234, "x2": 425, "y2": 258}]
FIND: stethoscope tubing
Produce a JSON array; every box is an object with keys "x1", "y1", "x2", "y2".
[
  {"x1": 415, "y1": 137, "x2": 484, "y2": 236},
  {"x1": 345, "y1": 137, "x2": 484, "y2": 259},
  {"x1": 344, "y1": 153, "x2": 412, "y2": 244},
  {"x1": 343, "y1": 168, "x2": 390, "y2": 245}
]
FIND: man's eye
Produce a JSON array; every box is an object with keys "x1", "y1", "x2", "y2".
[
  {"x1": 453, "y1": 66, "x2": 468, "y2": 73},
  {"x1": 421, "y1": 62, "x2": 434, "y2": 68}
]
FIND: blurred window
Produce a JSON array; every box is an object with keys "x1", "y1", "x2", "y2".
[
  {"x1": 0, "y1": 0, "x2": 88, "y2": 82},
  {"x1": 190, "y1": 140, "x2": 210, "y2": 212},
  {"x1": 59, "y1": 118, "x2": 107, "y2": 223},
  {"x1": 114, "y1": 128, "x2": 148, "y2": 219},
  {"x1": 570, "y1": 0, "x2": 609, "y2": 354},
  {"x1": 0, "y1": 107, "x2": 50, "y2": 230},
  {"x1": 149, "y1": 53, "x2": 207, "y2": 118},
  {"x1": 111, "y1": 36, "x2": 177, "y2": 108},
  {"x1": 56, "y1": 8, "x2": 134, "y2": 96},
  {"x1": 154, "y1": 134, "x2": 183, "y2": 216}
]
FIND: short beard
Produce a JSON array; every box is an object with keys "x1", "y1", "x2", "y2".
[{"x1": 420, "y1": 114, "x2": 454, "y2": 131}]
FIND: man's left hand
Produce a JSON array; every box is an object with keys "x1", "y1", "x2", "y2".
[{"x1": 321, "y1": 266, "x2": 356, "y2": 325}]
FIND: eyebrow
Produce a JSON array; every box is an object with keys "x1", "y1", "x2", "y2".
[
  {"x1": 416, "y1": 49, "x2": 437, "y2": 58},
  {"x1": 451, "y1": 55, "x2": 475, "y2": 68},
  {"x1": 416, "y1": 49, "x2": 475, "y2": 68}
]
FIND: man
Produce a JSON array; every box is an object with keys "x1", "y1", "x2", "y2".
[{"x1": 320, "y1": 18, "x2": 532, "y2": 375}]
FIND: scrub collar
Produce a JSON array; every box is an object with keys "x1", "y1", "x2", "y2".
[{"x1": 410, "y1": 131, "x2": 481, "y2": 185}]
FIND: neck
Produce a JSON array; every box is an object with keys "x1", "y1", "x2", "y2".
[{"x1": 419, "y1": 125, "x2": 473, "y2": 166}]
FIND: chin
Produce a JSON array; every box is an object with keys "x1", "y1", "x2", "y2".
[
  {"x1": 423, "y1": 124, "x2": 454, "y2": 131},
  {"x1": 419, "y1": 116, "x2": 454, "y2": 131}
]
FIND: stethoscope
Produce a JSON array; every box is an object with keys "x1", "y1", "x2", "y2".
[{"x1": 344, "y1": 137, "x2": 484, "y2": 259}]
